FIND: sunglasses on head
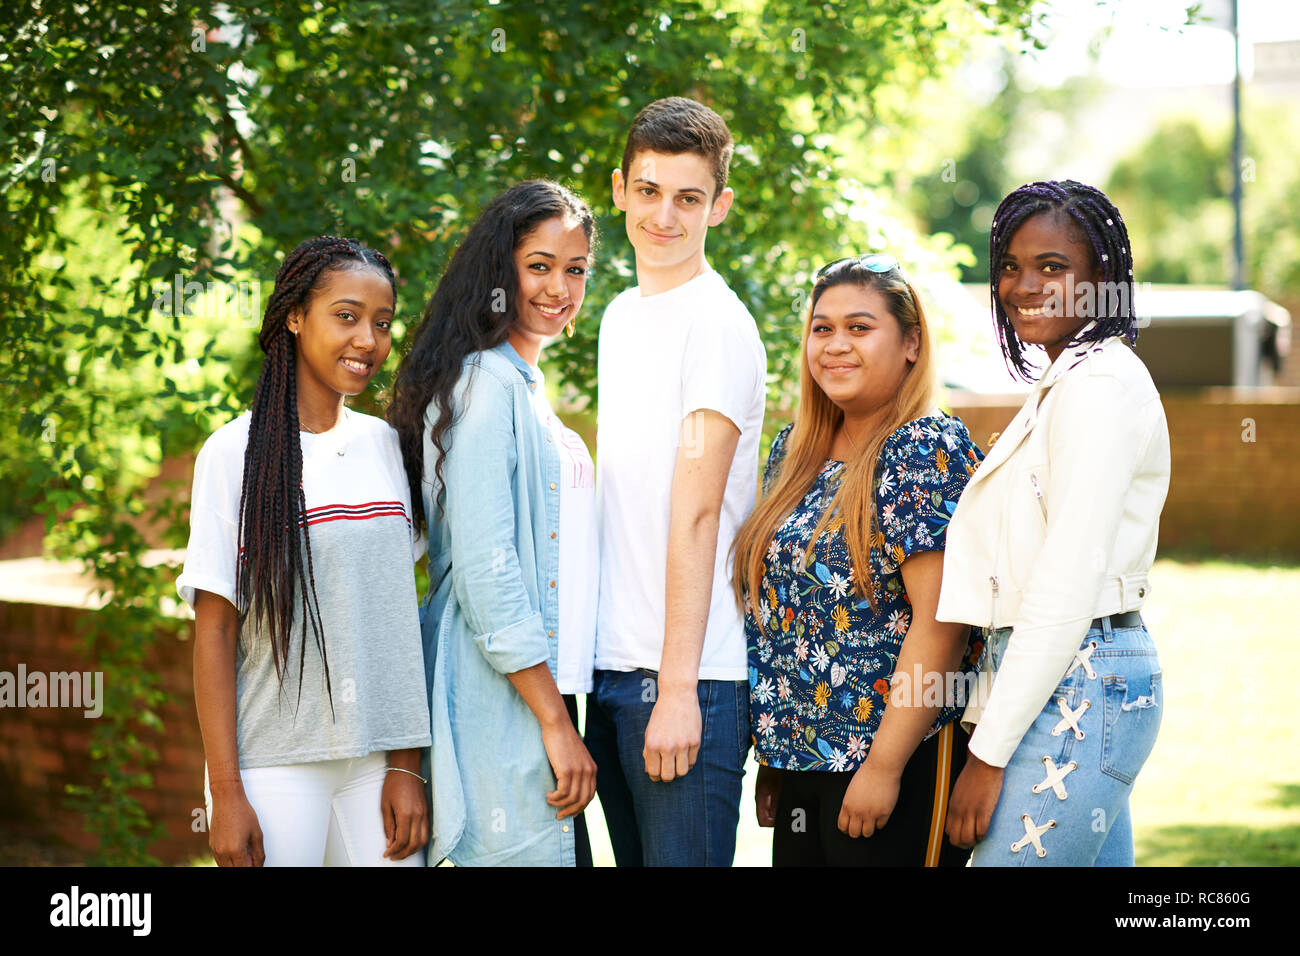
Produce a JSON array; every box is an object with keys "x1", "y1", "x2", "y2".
[{"x1": 815, "y1": 253, "x2": 903, "y2": 280}]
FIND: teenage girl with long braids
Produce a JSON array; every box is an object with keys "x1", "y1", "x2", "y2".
[
  {"x1": 940, "y1": 180, "x2": 1170, "y2": 865},
  {"x1": 179, "y1": 236, "x2": 431, "y2": 866},
  {"x1": 387, "y1": 179, "x2": 599, "y2": 866}
]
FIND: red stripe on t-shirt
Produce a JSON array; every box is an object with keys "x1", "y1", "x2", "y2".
[
  {"x1": 230, "y1": 503, "x2": 411, "y2": 549},
  {"x1": 296, "y1": 501, "x2": 411, "y2": 529},
  {"x1": 304, "y1": 509, "x2": 408, "y2": 528}
]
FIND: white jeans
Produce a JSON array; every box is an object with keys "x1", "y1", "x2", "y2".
[{"x1": 205, "y1": 753, "x2": 425, "y2": 867}]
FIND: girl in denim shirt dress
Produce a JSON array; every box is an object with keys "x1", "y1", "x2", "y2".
[{"x1": 387, "y1": 181, "x2": 600, "y2": 866}]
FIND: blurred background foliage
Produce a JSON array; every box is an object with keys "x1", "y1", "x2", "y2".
[
  {"x1": 5, "y1": 0, "x2": 1294, "y2": 868},
  {"x1": 1, "y1": 0, "x2": 1042, "y2": 862}
]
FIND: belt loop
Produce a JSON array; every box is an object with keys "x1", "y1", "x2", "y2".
[{"x1": 1101, "y1": 615, "x2": 1114, "y2": 642}]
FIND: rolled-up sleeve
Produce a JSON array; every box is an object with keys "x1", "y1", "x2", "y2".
[
  {"x1": 967, "y1": 370, "x2": 1160, "y2": 767},
  {"x1": 439, "y1": 365, "x2": 550, "y2": 676}
]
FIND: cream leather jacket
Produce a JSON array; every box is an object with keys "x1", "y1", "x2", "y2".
[{"x1": 936, "y1": 330, "x2": 1170, "y2": 768}]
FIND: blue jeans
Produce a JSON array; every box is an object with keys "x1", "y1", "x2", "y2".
[
  {"x1": 585, "y1": 668, "x2": 749, "y2": 866},
  {"x1": 973, "y1": 617, "x2": 1163, "y2": 866}
]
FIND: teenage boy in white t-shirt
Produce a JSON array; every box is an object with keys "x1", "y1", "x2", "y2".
[{"x1": 588, "y1": 96, "x2": 767, "y2": 866}]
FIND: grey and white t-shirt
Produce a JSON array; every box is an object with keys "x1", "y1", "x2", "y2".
[{"x1": 177, "y1": 409, "x2": 431, "y2": 769}]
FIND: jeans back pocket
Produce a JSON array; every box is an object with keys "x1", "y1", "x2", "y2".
[{"x1": 1101, "y1": 669, "x2": 1163, "y2": 785}]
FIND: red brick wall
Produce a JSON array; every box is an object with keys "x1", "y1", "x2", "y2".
[
  {"x1": 0, "y1": 602, "x2": 208, "y2": 864},
  {"x1": 1, "y1": 390, "x2": 1295, "y2": 864},
  {"x1": 948, "y1": 387, "x2": 1300, "y2": 560}
]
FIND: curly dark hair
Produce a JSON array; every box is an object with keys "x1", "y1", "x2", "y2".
[{"x1": 386, "y1": 180, "x2": 595, "y2": 533}]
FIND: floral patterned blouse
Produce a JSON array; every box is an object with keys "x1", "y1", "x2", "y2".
[{"x1": 746, "y1": 414, "x2": 986, "y2": 772}]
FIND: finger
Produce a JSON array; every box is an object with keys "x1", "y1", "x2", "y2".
[
  {"x1": 393, "y1": 809, "x2": 412, "y2": 858},
  {"x1": 643, "y1": 745, "x2": 662, "y2": 782},
  {"x1": 975, "y1": 803, "x2": 993, "y2": 844},
  {"x1": 674, "y1": 746, "x2": 690, "y2": 780},
  {"x1": 657, "y1": 745, "x2": 676, "y2": 782},
  {"x1": 958, "y1": 811, "x2": 976, "y2": 849},
  {"x1": 948, "y1": 811, "x2": 966, "y2": 848},
  {"x1": 650, "y1": 747, "x2": 671, "y2": 782},
  {"x1": 578, "y1": 769, "x2": 596, "y2": 813},
  {"x1": 687, "y1": 742, "x2": 700, "y2": 771},
  {"x1": 837, "y1": 806, "x2": 849, "y2": 835},
  {"x1": 859, "y1": 816, "x2": 874, "y2": 839},
  {"x1": 546, "y1": 787, "x2": 566, "y2": 806},
  {"x1": 945, "y1": 813, "x2": 961, "y2": 847},
  {"x1": 383, "y1": 797, "x2": 396, "y2": 846},
  {"x1": 251, "y1": 827, "x2": 266, "y2": 867},
  {"x1": 555, "y1": 768, "x2": 575, "y2": 807}
]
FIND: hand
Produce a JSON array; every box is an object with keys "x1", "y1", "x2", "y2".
[
  {"x1": 945, "y1": 752, "x2": 1004, "y2": 849},
  {"x1": 755, "y1": 765, "x2": 782, "y2": 827},
  {"x1": 380, "y1": 766, "x2": 429, "y2": 860},
  {"x1": 540, "y1": 719, "x2": 598, "y2": 819},
  {"x1": 209, "y1": 788, "x2": 265, "y2": 867},
  {"x1": 837, "y1": 760, "x2": 900, "y2": 838},
  {"x1": 642, "y1": 687, "x2": 701, "y2": 782}
]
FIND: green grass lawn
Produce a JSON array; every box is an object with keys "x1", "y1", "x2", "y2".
[{"x1": 583, "y1": 558, "x2": 1300, "y2": 866}]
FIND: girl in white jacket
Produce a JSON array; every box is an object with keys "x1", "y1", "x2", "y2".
[{"x1": 938, "y1": 180, "x2": 1170, "y2": 866}]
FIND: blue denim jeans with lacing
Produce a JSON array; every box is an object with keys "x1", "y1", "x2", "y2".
[{"x1": 972, "y1": 617, "x2": 1163, "y2": 866}]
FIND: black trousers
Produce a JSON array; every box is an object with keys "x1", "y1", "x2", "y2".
[
  {"x1": 563, "y1": 693, "x2": 593, "y2": 868},
  {"x1": 772, "y1": 721, "x2": 971, "y2": 867}
]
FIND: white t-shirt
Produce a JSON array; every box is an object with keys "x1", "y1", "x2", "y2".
[
  {"x1": 525, "y1": 364, "x2": 599, "y2": 694},
  {"x1": 176, "y1": 408, "x2": 431, "y2": 769},
  {"x1": 595, "y1": 266, "x2": 767, "y2": 680}
]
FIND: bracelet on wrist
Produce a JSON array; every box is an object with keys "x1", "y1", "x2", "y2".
[{"x1": 386, "y1": 766, "x2": 427, "y2": 785}]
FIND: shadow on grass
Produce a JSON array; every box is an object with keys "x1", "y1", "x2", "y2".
[{"x1": 1137, "y1": 781, "x2": 1300, "y2": 866}]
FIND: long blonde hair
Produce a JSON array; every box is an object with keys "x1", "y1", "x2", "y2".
[{"x1": 731, "y1": 264, "x2": 937, "y2": 618}]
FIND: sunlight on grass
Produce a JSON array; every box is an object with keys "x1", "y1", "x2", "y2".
[{"x1": 583, "y1": 558, "x2": 1300, "y2": 866}]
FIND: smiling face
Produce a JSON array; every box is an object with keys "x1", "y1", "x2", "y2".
[
  {"x1": 508, "y1": 214, "x2": 591, "y2": 363},
  {"x1": 997, "y1": 210, "x2": 1102, "y2": 362},
  {"x1": 286, "y1": 264, "x2": 394, "y2": 399},
  {"x1": 612, "y1": 149, "x2": 733, "y2": 293},
  {"x1": 807, "y1": 282, "x2": 920, "y2": 418}
]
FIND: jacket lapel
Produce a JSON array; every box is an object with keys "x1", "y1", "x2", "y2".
[
  {"x1": 962, "y1": 341, "x2": 1094, "y2": 490},
  {"x1": 961, "y1": 393, "x2": 1040, "y2": 491}
]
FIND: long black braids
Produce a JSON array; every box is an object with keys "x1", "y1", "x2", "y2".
[
  {"x1": 989, "y1": 179, "x2": 1138, "y2": 381},
  {"x1": 387, "y1": 180, "x2": 595, "y2": 534},
  {"x1": 236, "y1": 235, "x2": 396, "y2": 709}
]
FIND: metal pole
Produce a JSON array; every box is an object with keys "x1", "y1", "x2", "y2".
[{"x1": 1231, "y1": 0, "x2": 1245, "y2": 290}]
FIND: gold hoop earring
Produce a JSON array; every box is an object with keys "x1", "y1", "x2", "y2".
[{"x1": 565, "y1": 319, "x2": 575, "y2": 338}]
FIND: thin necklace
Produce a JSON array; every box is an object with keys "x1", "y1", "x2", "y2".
[
  {"x1": 842, "y1": 420, "x2": 862, "y2": 456},
  {"x1": 299, "y1": 408, "x2": 348, "y2": 456}
]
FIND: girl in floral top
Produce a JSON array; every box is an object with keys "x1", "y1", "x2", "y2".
[{"x1": 731, "y1": 254, "x2": 985, "y2": 866}]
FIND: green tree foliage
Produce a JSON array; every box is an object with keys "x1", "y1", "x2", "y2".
[
  {"x1": 1106, "y1": 108, "x2": 1300, "y2": 307},
  {"x1": 900, "y1": 51, "x2": 1102, "y2": 284},
  {"x1": 1, "y1": 0, "x2": 1039, "y2": 861}
]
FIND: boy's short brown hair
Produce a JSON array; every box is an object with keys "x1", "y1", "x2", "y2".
[{"x1": 621, "y1": 97, "x2": 735, "y2": 202}]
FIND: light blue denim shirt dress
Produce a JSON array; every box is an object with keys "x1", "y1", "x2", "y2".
[{"x1": 419, "y1": 341, "x2": 574, "y2": 866}]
